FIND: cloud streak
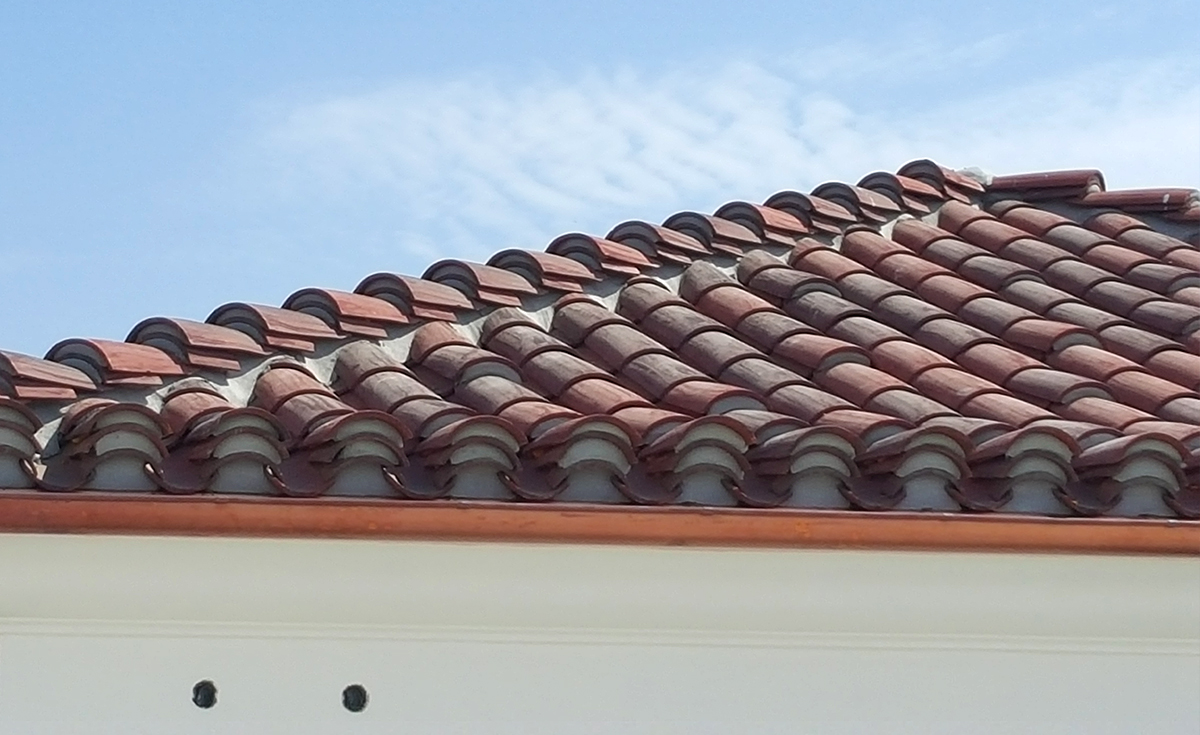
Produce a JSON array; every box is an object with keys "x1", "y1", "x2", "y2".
[{"x1": 253, "y1": 51, "x2": 1200, "y2": 263}]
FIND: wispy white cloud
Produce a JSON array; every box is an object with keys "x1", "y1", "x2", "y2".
[{"x1": 252, "y1": 51, "x2": 1200, "y2": 263}]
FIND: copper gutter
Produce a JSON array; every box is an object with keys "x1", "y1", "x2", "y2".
[{"x1": 0, "y1": 492, "x2": 1197, "y2": 555}]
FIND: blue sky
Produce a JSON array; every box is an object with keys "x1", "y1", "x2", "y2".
[{"x1": 1, "y1": 1, "x2": 1197, "y2": 355}]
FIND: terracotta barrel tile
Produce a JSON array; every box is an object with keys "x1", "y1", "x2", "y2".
[
  {"x1": 1002, "y1": 319, "x2": 1095, "y2": 354},
  {"x1": 999, "y1": 239, "x2": 1074, "y2": 271},
  {"x1": 747, "y1": 266, "x2": 840, "y2": 303},
  {"x1": 793, "y1": 248, "x2": 870, "y2": 282},
  {"x1": 1106, "y1": 371, "x2": 1195, "y2": 414},
  {"x1": 719, "y1": 357, "x2": 811, "y2": 396},
  {"x1": 676, "y1": 331, "x2": 762, "y2": 376},
  {"x1": 875, "y1": 253, "x2": 950, "y2": 291},
  {"x1": 919, "y1": 238, "x2": 987, "y2": 271},
  {"x1": 1100, "y1": 324, "x2": 1185, "y2": 362},
  {"x1": 621, "y1": 353, "x2": 707, "y2": 401},
  {"x1": 1057, "y1": 396, "x2": 1155, "y2": 430},
  {"x1": 837, "y1": 272, "x2": 911, "y2": 309},
  {"x1": 872, "y1": 294, "x2": 948, "y2": 333},
  {"x1": 1046, "y1": 344, "x2": 1141, "y2": 382},
  {"x1": 870, "y1": 340, "x2": 957, "y2": 382},
  {"x1": 1125, "y1": 264, "x2": 1200, "y2": 295},
  {"x1": 938, "y1": 201, "x2": 992, "y2": 233},
  {"x1": 958, "y1": 298, "x2": 1037, "y2": 336},
  {"x1": 773, "y1": 334, "x2": 868, "y2": 373},
  {"x1": 910, "y1": 367, "x2": 1006, "y2": 410},
  {"x1": 408, "y1": 321, "x2": 474, "y2": 365},
  {"x1": 1006, "y1": 368, "x2": 1109, "y2": 405},
  {"x1": 558, "y1": 378, "x2": 650, "y2": 415},
  {"x1": 1040, "y1": 225, "x2": 1111, "y2": 256},
  {"x1": 1127, "y1": 299, "x2": 1200, "y2": 336},
  {"x1": 957, "y1": 343, "x2": 1044, "y2": 385},
  {"x1": 914, "y1": 275, "x2": 990, "y2": 313},
  {"x1": 1002, "y1": 280, "x2": 1079, "y2": 315},
  {"x1": 638, "y1": 305, "x2": 728, "y2": 351},
  {"x1": 1085, "y1": 281, "x2": 1160, "y2": 317},
  {"x1": 735, "y1": 311, "x2": 816, "y2": 350},
  {"x1": 767, "y1": 384, "x2": 856, "y2": 422},
  {"x1": 891, "y1": 219, "x2": 959, "y2": 253},
  {"x1": 960, "y1": 392, "x2": 1056, "y2": 427},
  {"x1": 1144, "y1": 350, "x2": 1200, "y2": 391},
  {"x1": 1158, "y1": 397, "x2": 1200, "y2": 426},
  {"x1": 995, "y1": 205, "x2": 1073, "y2": 237},
  {"x1": 841, "y1": 230, "x2": 910, "y2": 268},
  {"x1": 1084, "y1": 212, "x2": 1148, "y2": 239},
  {"x1": 826, "y1": 315, "x2": 907, "y2": 350},
  {"x1": 913, "y1": 318, "x2": 1001, "y2": 358},
  {"x1": 1042, "y1": 302, "x2": 1128, "y2": 332},
  {"x1": 958, "y1": 219, "x2": 1033, "y2": 253},
  {"x1": 817, "y1": 363, "x2": 911, "y2": 405},
  {"x1": 958, "y1": 256, "x2": 1039, "y2": 291},
  {"x1": 864, "y1": 389, "x2": 957, "y2": 424},
  {"x1": 783, "y1": 291, "x2": 869, "y2": 332}
]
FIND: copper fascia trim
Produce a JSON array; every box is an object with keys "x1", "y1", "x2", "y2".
[{"x1": 0, "y1": 492, "x2": 1197, "y2": 555}]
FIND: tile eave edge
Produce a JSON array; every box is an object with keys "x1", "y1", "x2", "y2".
[{"x1": 0, "y1": 493, "x2": 1196, "y2": 556}]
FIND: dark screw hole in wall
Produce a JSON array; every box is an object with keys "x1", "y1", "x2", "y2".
[
  {"x1": 192, "y1": 680, "x2": 217, "y2": 709},
  {"x1": 343, "y1": 684, "x2": 369, "y2": 712}
]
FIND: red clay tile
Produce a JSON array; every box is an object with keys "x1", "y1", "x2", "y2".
[
  {"x1": 937, "y1": 200, "x2": 993, "y2": 233},
  {"x1": 46, "y1": 339, "x2": 185, "y2": 383},
  {"x1": 1002, "y1": 319, "x2": 1094, "y2": 354},
  {"x1": 1102, "y1": 225, "x2": 1186, "y2": 259},
  {"x1": 1158, "y1": 397, "x2": 1200, "y2": 425},
  {"x1": 913, "y1": 319, "x2": 1001, "y2": 358},
  {"x1": 960, "y1": 392, "x2": 1056, "y2": 427},
  {"x1": 1106, "y1": 371, "x2": 1195, "y2": 414},
  {"x1": 719, "y1": 357, "x2": 812, "y2": 396},
  {"x1": 773, "y1": 333, "x2": 868, "y2": 373},
  {"x1": 998, "y1": 238, "x2": 1074, "y2": 271},
  {"x1": 1042, "y1": 301, "x2": 1128, "y2": 333},
  {"x1": 958, "y1": 255, "x2": 1040, "y2": 291},
  {"x1": 1127, "y1": 299, "x2": 1200, "y2": 336},
  {"x1": 910, "y1": 367, "x2": 1006, "y2": 410},
  {"x1": 663, "y1": 212, "x2": 761, "y2": 253},
  {"x1": 871, "y1": 340, "x2": 957, "y2": 382},
  {"x1": 871, "y1": 294, "x2": 948, "y2": 333},
  {"x1": 1077, "y1": 188, "x2": 1197, "y2": 211},
  {"x1": 1057, "y1": 396, "x2": 1155, "y2": 430},
  {"x1": 713, "y1": 201, "x2": 810, "y2": 242},
  {"x1": 957, "y1": 343, "x2": 1044, "y2": 385},
  {"x1": 355, "y1": 272, "x2": 475, "y2": 320},
  {"x1": 1125, "y1": 264, "x2": 1200, "y2": 295},
  {"x1": 1100, "y1": 324, "x2": 1184, "y2": 362},
  {"x1": 1047, "y1": 344, "x2": 1141, "y2": 382},
  {"x1": 546, "y1": 233, "x2": 657, "y2": 275},
  {"x1": 488, "y1": 250, "x2": 599, "y2": 292},
  {"x1": 864, "y1": 389, "x2": 956, "y2": 424},
  {"x1": 733, "y1": 311, "x2": 816, "y2": 350},
  {"x1": 1006, "y1": 368, "x2": 1109, "y2": 405},
  {"x1": 826, "y1": 316, "x2": 907, "y2": 349},
  {"x1": 958, "y1": 298, "x2": 1037, "y2": 336},
  {"x1": 1144, "y1": 350, "x2": 1200, "y2": 392},
  {"x1": 0, "y1": 350, "x2": 96, "y2": 392},
  {"x1": 837, "y1": 272, "x2": 911, "y2": 309},
  {"x1": 994, "y1": 204, "x2": 1072, "y2": 237},
  {"x1": 989, "y1": 169, "x2": 1104, "y2": 198},
  {"x1": 817, "y1": 363, "x2": 910, "y2": 405},
  {"x1": 791, "y1": 247, "x2": 871, "y2": 282},
  {"x1": 1040, "y1": 225, "x2": 1111, "y2": 256},
  {"x1": 890, "y1": 219, "x2": 958, "y2": 253}
]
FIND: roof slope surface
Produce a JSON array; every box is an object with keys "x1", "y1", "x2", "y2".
[{"x1": 2, "y1": 161, "x2": 1199, "y2": 522}]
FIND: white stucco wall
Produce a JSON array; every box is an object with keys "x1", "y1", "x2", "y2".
[{"x1": 0, "y1": 533, "x2": 1197, "y2": 734}]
